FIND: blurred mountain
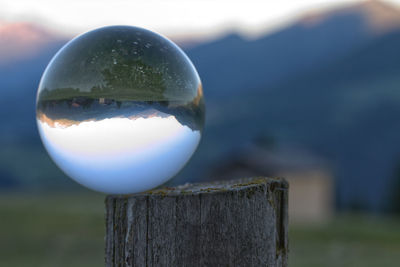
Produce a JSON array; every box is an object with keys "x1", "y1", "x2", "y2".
[
  {"x1": 180, "y1": 0, "x2": 400, "y2": 211},
  {"x1": 301, "y1": 0, "x2": 400, "y2": 34},
  {"x1": 2, "y1": 0, "x2": 400, "y2": 210},
  {"x1": 203, "y1": 30, "x2": 400, "y2": 211},
  {"x1": 0, "y1": 21, "x2": 55, "y2": 64},
  {"x1": 0, "y1": 22, "x2": 67, "y2": 138},
  {"x1": 186, "y1": 0, "x2": 400, "y2": 101},
  {"x1": 0, "y1": 22, "x2": 70, "y2": 188}
]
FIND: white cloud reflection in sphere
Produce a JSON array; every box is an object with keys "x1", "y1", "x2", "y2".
[{"x1": 36, "y1": 26, "x2": 205, "y2": 194}]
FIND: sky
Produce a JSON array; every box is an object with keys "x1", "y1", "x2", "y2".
[{"x1": 1, "y1": 0, "x2": 400, "y2": 39}]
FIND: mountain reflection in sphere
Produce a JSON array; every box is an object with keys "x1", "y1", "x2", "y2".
[{"x1": 36, "y1": 26, "x2": 205, "y2": 194}]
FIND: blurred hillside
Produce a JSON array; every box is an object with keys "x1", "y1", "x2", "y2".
[
  {"x1": 1, "y1": 0, "x2": 400, "y2": 211},
  {"x1": 183, "y1": 0, "x2": 400, "y2": 211}
]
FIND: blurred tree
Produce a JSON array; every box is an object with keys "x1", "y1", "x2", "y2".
[
  {"x1": 252, "y1": 133, "x2": 276, "y2": 150},
  {"x1": 388, "y1": 163, "x2": 400, "y2": 213},
  {"x1": 0, "y1": 169, "x2": 19, "y2": 188}
]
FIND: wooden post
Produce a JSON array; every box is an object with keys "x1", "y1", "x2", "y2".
[{"x1": 105, "y1": 177, "x2": 288, "y2": 267}]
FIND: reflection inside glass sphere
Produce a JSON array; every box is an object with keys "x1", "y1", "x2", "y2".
[{"x1": 36, "y1": 26, "x2": 204, "y2": 194}]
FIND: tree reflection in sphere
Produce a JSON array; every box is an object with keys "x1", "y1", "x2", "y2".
[{"x1": 36, "y1": 26, "x2": 205, "y2": 194}]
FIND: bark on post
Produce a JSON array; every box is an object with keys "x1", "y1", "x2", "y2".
[{"x1": 105, "y1": 177, "x2": 288, "y2": 267}]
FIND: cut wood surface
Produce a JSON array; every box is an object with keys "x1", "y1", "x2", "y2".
[{"x1": 105, "y1": 177, "x2": 288, "y2": 267}]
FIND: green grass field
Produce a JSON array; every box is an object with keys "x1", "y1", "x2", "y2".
[{"x1": 0, "y1": 192, "x2": 399, "y2": 267}]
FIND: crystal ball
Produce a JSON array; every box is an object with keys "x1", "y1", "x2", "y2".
[{"x1": 36, "y1": 26, "x2": 205, "y2": 194}]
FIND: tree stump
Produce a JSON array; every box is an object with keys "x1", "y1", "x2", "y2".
[{"x1": 105, "y1": 177, "x2": 288, "y2": 267}]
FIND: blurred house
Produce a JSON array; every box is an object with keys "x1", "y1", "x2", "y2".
[{"x1": 209, "y1": 144, "x2": 334, "y2": 223}]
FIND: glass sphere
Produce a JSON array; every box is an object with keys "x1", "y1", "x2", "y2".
[{"x1": 36, "y1": 26, "x2": 205, "y2": 194}]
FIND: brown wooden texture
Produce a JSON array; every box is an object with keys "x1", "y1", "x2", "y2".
[{"x1": 105, "y1": 177, "x2": 288, "y2": 267}]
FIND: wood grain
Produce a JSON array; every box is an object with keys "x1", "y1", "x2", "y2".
[{"x1": 105, "y1": 177, "x2": 288, "y2": 267}]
